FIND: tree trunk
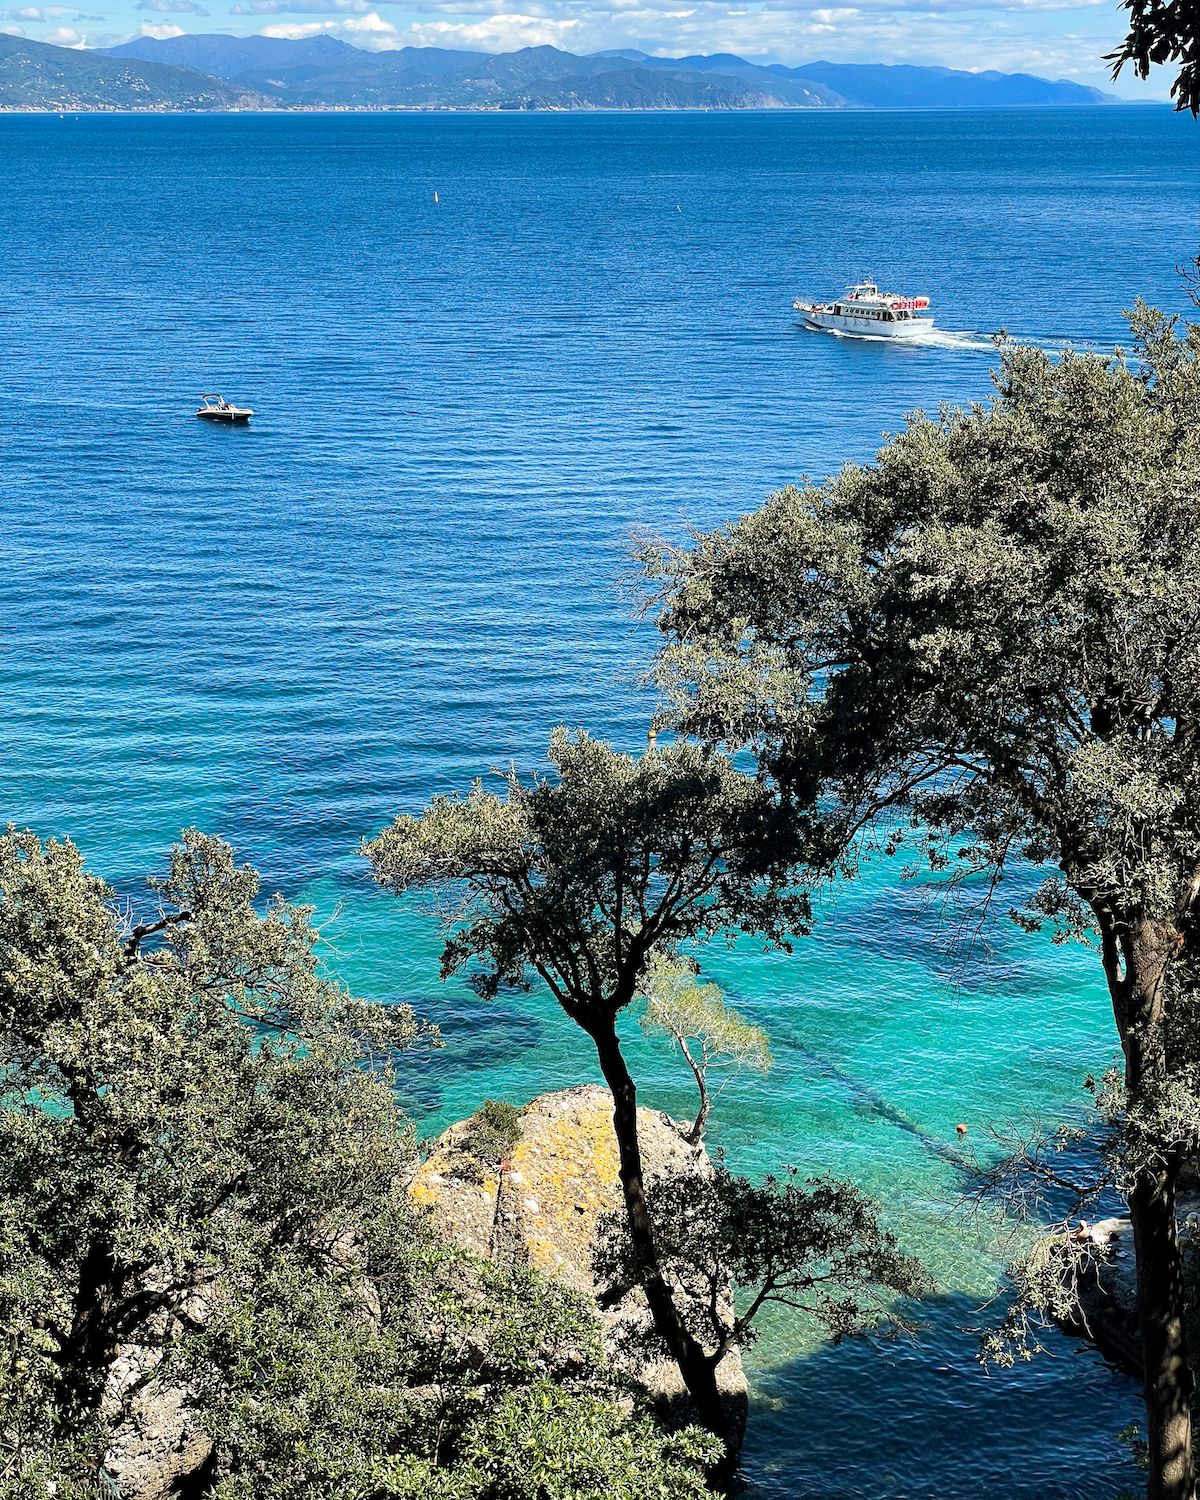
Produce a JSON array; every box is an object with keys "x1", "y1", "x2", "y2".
[
  {"x1": 679, "y1": 1037, "x2": 710, "y2": 1145},
  {"x1": 1130, "y1": 1162, "x2": 1194, "y2": 1500},
  {"x1": 589, "y1": 1020, "x2": 732, "y2": 1452},
  {"x1": 61, "y1": 1232, "x2": 118, "y2": 1416},
  {"x1": 1113, "y1": 917, "x2": 1195, "y2": 1500}
]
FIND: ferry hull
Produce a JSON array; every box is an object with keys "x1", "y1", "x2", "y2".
[{"x1": 801, "y1": 308, "x2": 935, "y2": 339}]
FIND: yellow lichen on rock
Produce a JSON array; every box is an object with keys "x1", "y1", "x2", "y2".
[
  {"x1": 504, "y1": 1092, "x2": 626, "y2": 1288},
  {"x1": 408, "y1": 1084, "x2": 747, "y2": 1438}
]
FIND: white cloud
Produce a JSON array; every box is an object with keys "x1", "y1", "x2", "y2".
[
  {"x1": 260, "y1": 8, "x2": 398, "y2": 40},
  {"x1": 4, "y1": 4, "x2": 101, "y2": 16},
  {"x1": 138, "y1": 18, "x2": 184, "y2": 32},
  {"x1": 13, "y1": 0, "x2": 1145, "y2": 94},
  {"x1": 403, "y1": 11, "x2": 581, "y2": 48},
  {"x1": 231, "y1": 0, "x2": 370, "y2": 14},
  {"x1": 42, "y1": 21, "x2": 83, "y2": 38},
  {"x1": 423, "y1": 0, "x2": 1116, "y2": 79}
]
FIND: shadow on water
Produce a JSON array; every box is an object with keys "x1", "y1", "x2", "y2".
[
  {"x1": 736, "y1": 1291, "x2": 1142, "y2": 1500},
  {"x1": 786, "y1": 1037, "x2": 973, "y2": 1174},
  {"x1": 782, "y1": 1039, "x2": 1127, "y2": 1224}
]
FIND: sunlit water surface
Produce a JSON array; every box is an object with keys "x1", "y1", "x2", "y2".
[{"x1": 4, "y1": 105, "x2": 1199, "y2": 1498}]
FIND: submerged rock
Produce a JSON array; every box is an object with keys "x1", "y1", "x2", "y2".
[{"x1": 411, "y1": 1083, "x2": 748, "y2": 1441}]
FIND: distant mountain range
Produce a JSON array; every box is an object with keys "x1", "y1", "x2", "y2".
[
  {"x1": 0, "y1": 31, "x2": 1122, "y2": 112},
  {"x1": 0, "y1": 31, "x2": 262, "y2": 109}
]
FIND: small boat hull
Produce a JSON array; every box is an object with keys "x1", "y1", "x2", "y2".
[{"x1": 197, "y1": 407, "x2": 252, "y2": 422}]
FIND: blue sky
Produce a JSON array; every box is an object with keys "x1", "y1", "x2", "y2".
[{"x1": 0, "y1": 0, "x2": 1173, "y2": 95}]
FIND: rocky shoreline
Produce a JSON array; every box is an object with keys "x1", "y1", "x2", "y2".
[
  {"x1": 1043, "y1": 1196, "x2": 1200, "y2": 1378},
  {"x1": 101, "y1": 1086, "x2": 746, "y2": 1497}
]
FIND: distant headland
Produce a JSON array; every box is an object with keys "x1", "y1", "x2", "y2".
[{"x1": 0, "y1": 32, "x2": 1122, "y2": 113}]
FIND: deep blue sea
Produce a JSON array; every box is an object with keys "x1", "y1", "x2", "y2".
[{"x1": 4, "y1": 105, "x2": 1199, "y2": 1497}]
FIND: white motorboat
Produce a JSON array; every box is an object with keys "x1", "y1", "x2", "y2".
[
  {"x1": 196, "y1": 393, "x2": 253, "y2": 422},
  {"x1": 794, "y1": 281, "x2": 934, "y2": 339}
]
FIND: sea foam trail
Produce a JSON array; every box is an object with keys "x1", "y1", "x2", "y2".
[
  {"x1": 814, "y1": 325, "x2": 1115, "y2": 357},
  {"x1": 926, "y1": 328, "x2": 1115, "y2": 356}
]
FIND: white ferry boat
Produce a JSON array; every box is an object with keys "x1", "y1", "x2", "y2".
[{"x1": 794, "y1": 281, "x2": 934, "y2": 339}]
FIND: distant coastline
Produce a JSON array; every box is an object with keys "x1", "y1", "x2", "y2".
[
  {"x1": 0, "y1": 101, "x2": 1137, "y2": 114},
  {"x1": 0, "y1": 33, "x2": 1124, "y2": 113}
]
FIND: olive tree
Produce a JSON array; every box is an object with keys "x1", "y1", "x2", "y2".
[
  {"x1": 639, "y1": 955, "x2": 772, "y2": 1144},
  {"x1": 186, "y1": 1229, "x2": 720, "y2": 1500},
  {"x1": 0, "y1": 827, "x2": 718, "y2": 1500},
  {"x1": 0, "y1": 825, "x2": 422, "y2": 1477},
  {"x1": 365, "y1": 728, "x2": 811, "y2": 1454},
  {"x1": 641, "y1": 308, "x2": 1200, "y2": 1500}
]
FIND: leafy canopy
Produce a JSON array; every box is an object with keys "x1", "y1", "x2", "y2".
[
  {"x1": 0, "y1": 827, "x2": 422, "y2": 1461},
  {"x1": 365, "y1": 728, "x2": 811, "y2": 1028},
  {"x1": 640, "y1": 955, "x2": 772, "y2": 1078},
  {"x1": 188, "y1": 1227, "x2": 719, "y2": 1500},
  {"x1": 638, "y1": 955, "x2": 770, "y2": 1142},
  {"x1": 597, "y1": 1166, "x2": 929, "y2": 1365},
  {"x1": 643, "y1": 309, "x2": 1200, "y2": 964},
  {"x1": 1108, "y1": 0, "x2": 1200, "y2": 113},
  {"x1": 0, "y1": 828, "x2": 718, "y2": 1500},
  {"x1": 641, "y1": 307, "x2": 1200, "y2": 1494}
]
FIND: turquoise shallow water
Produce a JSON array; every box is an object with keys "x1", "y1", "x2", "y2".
[{"x1": 4, "y1": 105, "x2": 1199, "y2": 1496}]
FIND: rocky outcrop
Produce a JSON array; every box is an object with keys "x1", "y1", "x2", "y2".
[
  {"x1": 1038, "y1": 1217, "x2": 1140, "y2": 1373},
  {"x1": 97, "y1": 1085, "x2": 745, "y2": 1497},
  {"x1": 411, "y1": 1084, "x2": 748, "y2": 1439},
  {"x1": 103, "y1": 1341, "x2": 212, "y2": 1500},
  {"x1": 1043, "y1": 1197, "x2": 1200, "y2": 1375}
]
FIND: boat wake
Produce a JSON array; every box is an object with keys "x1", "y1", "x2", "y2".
[
  {"x1": 918, "y1": 327, "x2": 1113, "y2": 356},
  {"x1": 908, "y1": 327, "x2": 1000, "y2": 352},
  {"x1": 811, "y1": 324, "x2": 996, "y2": 351},
  {"x1": 821, "y1": 325, "x2": 1113, "y2": 357}
]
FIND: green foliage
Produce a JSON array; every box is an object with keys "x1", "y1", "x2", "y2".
[
  {"x1": 0, "y1": 829, "x2": 716, "y2": 1500},
  {"x1": 640, "y1": 955, "x2": 771, "y2": 1074},
  {"x1": 642, "y1": 307, "x2": 1200, "y2": 1487},
  {"x1": 979, "y1": 1233, "x2": 1104, "y2": 1370},
  {"x1": 364, "y1": 727, "x2": 811, "y2": 1027},
  {"x1": 454, "y1": 1382, "x2": 720, "y2": 1500},
  {"x1": 643, "y1": 309, "x2": 1200, "y2": 946},
  {"x1": 454, "y1": 1098, "x2": 522, "y2": 1182},
  {"x1": 638, "y1": 955, "x2": 771, "y2": 1141},
  {"x1": 185, "y1": 1230, "x2": 649, "y2": 1500},
  {"x1": 0, "y1": 827, "x2": 424, "y2": 1465},
  {"x1": 182, "y1": 1228, "x2": 720, "y2": 1500},
  {"x1": 597, "y1": 1166, "x2": 929, "y2": 1362},
  {"x1": 1108, "y1": 0, "x2": 1200, "y2": 114},
  {"x1": 366, "y1": 728, "x2": 820, "y2": 1452}
]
